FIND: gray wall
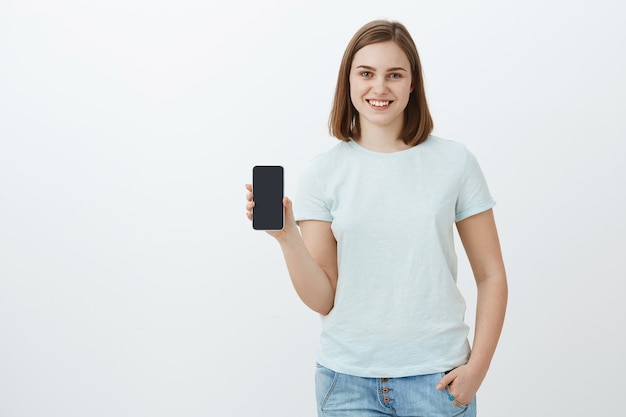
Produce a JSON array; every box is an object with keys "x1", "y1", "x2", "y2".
[{"x1": 1, "y1": 0, "x2": 624, "y2": 415}]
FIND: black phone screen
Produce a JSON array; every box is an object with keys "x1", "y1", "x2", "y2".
[{"x1": 252, "y1": 165, "x2": 284, "y2": 230}]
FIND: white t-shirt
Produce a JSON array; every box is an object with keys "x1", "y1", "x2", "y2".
[{"x1": 294, "y1": 135, "x2": 496, "y2": 378}]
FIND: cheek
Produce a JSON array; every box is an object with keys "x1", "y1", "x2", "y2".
[
  {"x1": 349, "y1": 78, "x2": 360, "y2": 95},
  {"x1": 349, "y1": 92, "x2": 361, "y2": 111},
  {"x1": 401, "y1": 82, "x2": 413, "y2": 99},
  {"x1": 349, "y1": 82, "x2": 363, "y2": 104}
]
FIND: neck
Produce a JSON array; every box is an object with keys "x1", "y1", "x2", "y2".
[{"x1": 357, "y1": 121, "x2": 410, "y2": 153}]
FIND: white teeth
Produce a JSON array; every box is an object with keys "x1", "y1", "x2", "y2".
[{"x1": 369, "y1": 100, "x2": 390, "y2": 107}]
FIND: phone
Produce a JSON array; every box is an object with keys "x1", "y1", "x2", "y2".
[{"x1": 252, "y1": 165, "x2": 284, "y2": 230}]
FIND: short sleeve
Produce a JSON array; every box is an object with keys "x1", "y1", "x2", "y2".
[
  {"x1": 294, "y1": 160, "x2": 333, "y2": 223},
  {"x1": 455, "y1": 149, "x2": 496, "y2": 222}
]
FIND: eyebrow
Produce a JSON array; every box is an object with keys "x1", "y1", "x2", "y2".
[{"x1": 355, "y1": 65, "x2": 408, "y2": 72}]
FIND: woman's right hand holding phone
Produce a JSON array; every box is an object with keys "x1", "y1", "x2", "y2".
[{"x1": 245, "y1": 183, "x2": 297, "y2": 242}]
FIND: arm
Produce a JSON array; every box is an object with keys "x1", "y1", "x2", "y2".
[
  {"x1": 437, "y1": 208, "x2": 508, "y2": 405},
  {"x1": 279, "y1": 218, "x2": 338, "y2": 315},
  {"x1": 245, "y1": 184, "x2": 337, "y2": 315}
]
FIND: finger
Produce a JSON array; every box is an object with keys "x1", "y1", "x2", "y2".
[
  {"x1": 436, "y1": 373, "x2": 454, "y2": 390},
  {"x1": 245, "y1": 184, "x2": 254, "y2": 202},
  {"x1": 246, "y1": 201, "x2": 255, "y2": 211}
]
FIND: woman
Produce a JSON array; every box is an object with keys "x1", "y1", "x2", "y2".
[{"x1": 245, "y1": 19, "x2": 507, "y2": 417}]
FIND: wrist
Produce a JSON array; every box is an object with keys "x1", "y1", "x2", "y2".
[
  {"x1": 275, "y1": 227, "x2": 301, "y2": 245},
  {"x1": 465, "y1": 357, "x2": 490, "y2": 380}
]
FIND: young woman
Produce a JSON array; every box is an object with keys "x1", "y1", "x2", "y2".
[{"x1": 245, "y1": 19, "x2": 507, "y2": 417}]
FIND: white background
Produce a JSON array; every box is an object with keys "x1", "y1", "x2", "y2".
[{"x1": 1, "y1": 0, "x2": 625, "y2": 416}]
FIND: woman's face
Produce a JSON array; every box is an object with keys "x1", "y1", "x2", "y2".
[{"x1": 349, "y1": 41, "x2": 413, "y2": 133}]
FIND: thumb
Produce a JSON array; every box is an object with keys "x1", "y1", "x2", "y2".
[{"x1": 283, "y1": 196, "x2": 295, "y2": 223}]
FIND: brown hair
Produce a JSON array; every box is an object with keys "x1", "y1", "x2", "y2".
[{"x1": 328, "y1": 20, "x2": 433, "y2": 146}]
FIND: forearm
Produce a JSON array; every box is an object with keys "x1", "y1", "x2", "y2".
[
  {"x1": 277, "y1": 231, "x2": 336, "y2": 315},
  {"x1": 467, "y1": 274, "x2": 508, "y2": 377}
]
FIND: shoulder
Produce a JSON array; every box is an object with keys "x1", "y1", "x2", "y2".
[
  {"x1": 421, "y1": 135, "x2": 473, "y2": 165},
  {"x1": 302, "y1": 141, "x2": 352, "y2": 171},
  {"x1": 423, "y1": 135, "x2": 469, "y2": 154},
  {"x1": 314, "y1": 140, "x2": 352, "y2": 160}
]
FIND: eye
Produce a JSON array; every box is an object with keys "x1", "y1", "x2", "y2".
[
  {"x1": 360, "y1": 71, "x2": 372, "y2": 78},
  {"x1": 389, "y1": 73, "x2": 402, "y2": 79}
]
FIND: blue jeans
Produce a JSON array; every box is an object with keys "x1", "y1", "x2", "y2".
[{"x1": 315, "y1": 363, "x2": 477, "y2": 417}]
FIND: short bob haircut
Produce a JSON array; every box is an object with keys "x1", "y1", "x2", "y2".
[{"x1": 329, "y1": 20, "x2": 433, "y2": 147}]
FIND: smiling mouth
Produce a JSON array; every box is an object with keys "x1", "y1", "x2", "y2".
[{"x1": 367, "y1": 99, "x2": 392, "y2": 108}]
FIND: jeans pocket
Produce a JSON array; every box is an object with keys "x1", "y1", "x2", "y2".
[
  {"x1": 315, "y1": 363, "x2": 339, "y2": 412},
  {"x1": 445, "y1": 386, "x2": 469, "y2": 408},
  {"x1": 438, "y1": 373, "x2": 473, "y2": 417}
]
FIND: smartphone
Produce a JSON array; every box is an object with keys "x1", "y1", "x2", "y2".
[{"x1": 252, "y1": 165, "x2": 284, "y2": 230}]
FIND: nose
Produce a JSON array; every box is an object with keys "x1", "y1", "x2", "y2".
[{"x1": 372, "y1": 75, "x2": 388, "y2": 94}]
